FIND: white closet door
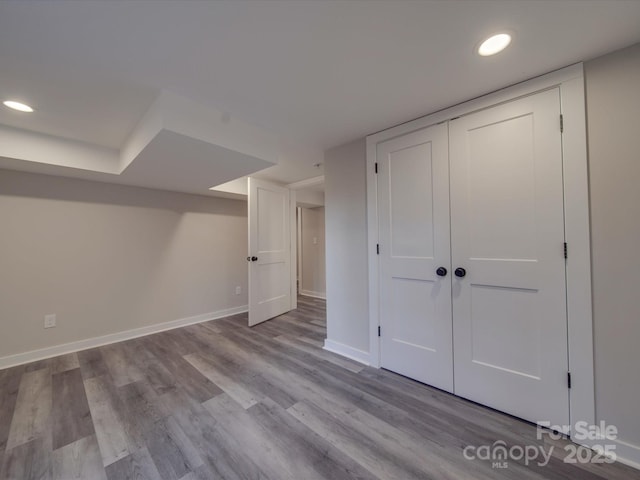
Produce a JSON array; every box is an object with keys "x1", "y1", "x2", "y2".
[
  {"x1": 449, "y1": 88, "x2": 569, "y2": 427},
  {"x1": 377, "y1": 123, "x2": 453, "y2": 392}
]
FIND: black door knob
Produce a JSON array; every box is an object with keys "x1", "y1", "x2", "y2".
[
  {"x1": 436, "y1": 267, "x2": 447, "y2": 277},
  {"x1": 251, "y1": 256, "x2": 258, "y2": 262},
  {"x1": 454, "y1": 267, "x2": 466, "y2": 278}
]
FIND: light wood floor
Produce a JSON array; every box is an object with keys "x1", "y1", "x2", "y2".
[{"x1": 0, "y1": 296, "x2": 637, "y2": 479}]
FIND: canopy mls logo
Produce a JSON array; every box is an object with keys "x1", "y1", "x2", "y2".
[
  {"x1": 462, "y1": 421, "x2": 618, "y2": 469},
  {"x1": 463, "y1": 440, "x2": 554, "y2": 469}
]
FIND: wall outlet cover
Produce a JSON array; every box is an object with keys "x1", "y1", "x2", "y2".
[{"x1": 44, "y1": 314, "x2": 56, "y2": 328}]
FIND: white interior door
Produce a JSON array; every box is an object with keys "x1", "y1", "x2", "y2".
[
  {"x1": 377, "y1": 123, "x2": 453, "y2": 392},
  {"x1": 248, "y1": 177, "x2": 291, "y2": 326},
  {"x1": 449, "y1": 88, "x2": 569, "y2": 427}
]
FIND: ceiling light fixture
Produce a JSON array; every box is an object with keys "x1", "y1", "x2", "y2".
[
  {"x1": 3, "y1": 100, "x2": 34, "y2": 112},
  {"x1": 478, "y1": 33, "x2": 512, "y2": 56}
]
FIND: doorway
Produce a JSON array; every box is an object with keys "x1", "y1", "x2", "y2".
[{"x1": 297, "y1": 206, "x2": 326, "y2": 299}]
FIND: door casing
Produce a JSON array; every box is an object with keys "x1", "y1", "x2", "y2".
[{"x1": 366, "y1": 63, "x2": 593, "y2": 445}]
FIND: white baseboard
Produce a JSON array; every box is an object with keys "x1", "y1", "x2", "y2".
[
  {"x1": 323, "y1": 339, "x2": 370, "y2": 366},
  {"x1": 599, "y1": 437, "x2": 640, "y2": 471},
  {"x1": 576, "y1": 434, "x2": 640, "y2": 471},
  {"x1": 612, "y1": 438, "x2": 640, "y2": 471},
  {"x1": 300, "y1": 290, "x2": 326, "y2": 300},
  {"x1": 0, "y1": 305, "x2": 248, "y2": 370}
]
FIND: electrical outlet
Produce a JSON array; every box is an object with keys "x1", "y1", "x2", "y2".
[
  {"x1": 44, "y1": 314, "x2": 56, "y2": 328},
  {"x1": 235, "y1": 286, "x2": 242, "y2": 295}
]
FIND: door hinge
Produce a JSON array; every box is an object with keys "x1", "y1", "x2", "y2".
[
  {"x1": 378, "y1": 326, "x2": 381, "y2": 337},
  {"x1": 567, "y1": 372, "x2": 572, "y2": 389},
  {"x1": 560, "y1": 114, "x2": 564, "y2": 133},
  {"x1": 376, "y1": 244, "x2": 380, "y2": 255},
  {"x1": 375, "y1": 162, "x2": 378, "y2": 174},
  {"x1": 564, "y1": 242, "x2": 568, "y2": 259}
]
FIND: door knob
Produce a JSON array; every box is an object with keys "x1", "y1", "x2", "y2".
[
  {"x1": 454, "y1": 267, "x2": 466, "y2": 278},
  {"x1": 436, "y1": 267, "x2": 447, "y2": 277},
  {"x1": 247, "y1": 256, "x2": 258, "y2": 262}
]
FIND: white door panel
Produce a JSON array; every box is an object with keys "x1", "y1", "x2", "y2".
[
  {"x1": 450, "y1": 88, "x2": 569, "y2": 427},
  {"x1": 378, "y1": 123, "x2": 453, "y2": 392},
  {"x1": 248, "y1": 177, "x2": 291, "y2": 326}
]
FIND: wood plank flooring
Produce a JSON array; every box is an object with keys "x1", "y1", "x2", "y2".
[{"x1": 1, "y1": 295, "x2": 638, "y2": 479}]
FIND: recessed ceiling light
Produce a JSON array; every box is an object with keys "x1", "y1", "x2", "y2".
[
  {"x1": 478, "y1": 33, "x2": 512, "y2": 57},
  {"x1": 3, "y1": 100, "x2": 34, "y2": 112}
]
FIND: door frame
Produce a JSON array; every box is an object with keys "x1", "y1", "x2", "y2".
[
  {"x1": 290, "y1": 190, "x2": 297, "y2": 310},
  {"x1": 366, "y1": 63, "x2": 594, "y2": 442},
  {"x1": 288, "y1": 174, "x2": 325, "y2": 304}
]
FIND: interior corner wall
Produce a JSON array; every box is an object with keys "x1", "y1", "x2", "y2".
[
  {"x1": 0, "y1": 169, "x2": 248, "y2": 362},
  {"x1": 585, "y1": 42, "x2": 640, "y2": 453},
  {"x1": 300, "y1": 206, "x2": 326, "y2": 298},
  {"x1": 324, "y1": 139, "x2": 369, "y2": 354}
]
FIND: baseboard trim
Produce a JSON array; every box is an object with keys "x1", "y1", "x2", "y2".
[
  {"x1": 300, "y1": 290, "x2": 326, "y2": 300},
  {"x1": 0, "y1": 305, "x2": 248, "y2": 370},
  {"x1": 323, "y1": 339, "x2": 370, "y2": 366},
  {"x1": 612, "y1": 438, "x2": 640, "y2": 471},
  {"x1": 582, "y1": 437, "x2": 640, "y2": 471}
]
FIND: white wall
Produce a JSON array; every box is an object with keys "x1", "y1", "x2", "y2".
[
  {"x1": 324, "y1": 139, "x2": 369, "y2": 358},
  {"x1": 296, "y1": 189, "x2": 324, "y2": 208},
  {"x1": 585, "y1": 42, "x2": 640, "y2": 454},
  {"x1": 0, "y1": 169, "x2": 248, "y2": 362},
  {"x1": 299, "y1": 207, "x2": 325, "y2": 298}
]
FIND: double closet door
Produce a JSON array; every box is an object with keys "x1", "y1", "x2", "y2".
[{"x1": 377, "y1": 88, "x2": 570, "y2": 427}]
